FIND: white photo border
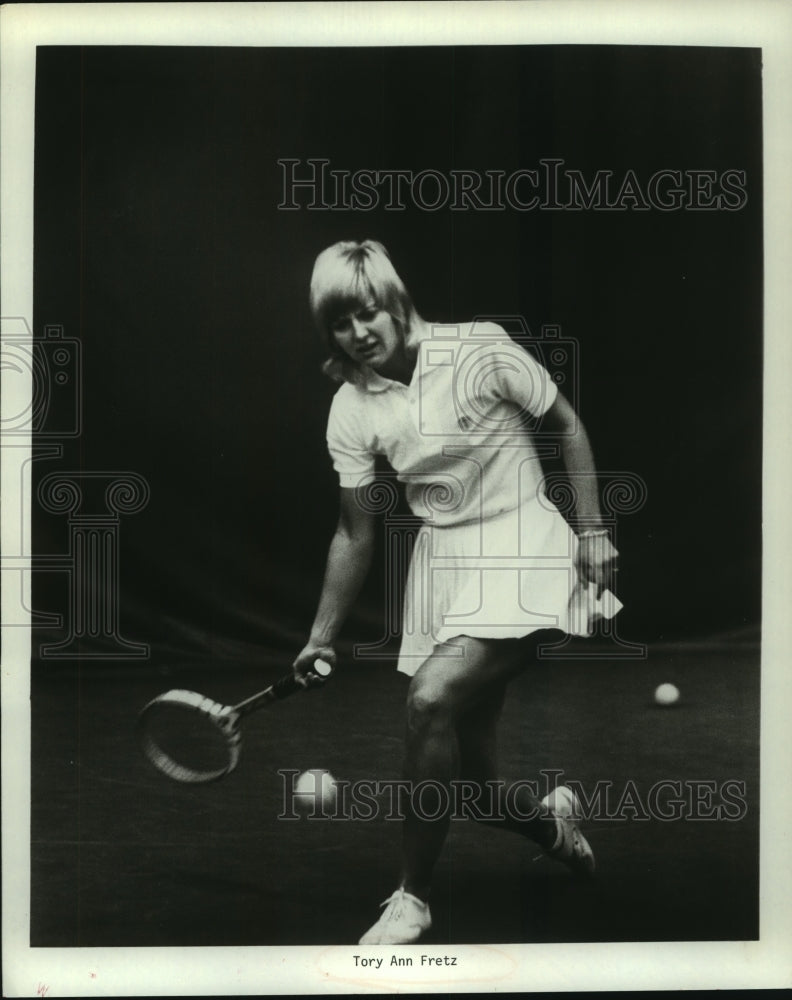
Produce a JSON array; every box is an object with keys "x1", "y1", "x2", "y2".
[{"x1": 2, "y1": 1, "x2": 790, "y2": 994}]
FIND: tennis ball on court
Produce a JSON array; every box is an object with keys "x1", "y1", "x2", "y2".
[
  {"x1": 654, "y1": 683, "x2": 680, "y2": 706},
  {"x1": 294, "y1": 768, "x2": 337, "y2": 813}
]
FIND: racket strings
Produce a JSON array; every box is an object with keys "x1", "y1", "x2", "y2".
[
  {"x1": 139, "y1": 698, "x2": 239, "y2": 783},
  {"x1": 138, "y1": 664, "x2": 331, "y2": 784}
]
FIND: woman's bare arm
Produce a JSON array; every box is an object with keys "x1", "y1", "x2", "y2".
[
  {"x1": 292, "y1": 486, "x2": 376, "y2": 681},
  {"x1": 542, "y1": 392, "x2": 619, "y2": 597}
]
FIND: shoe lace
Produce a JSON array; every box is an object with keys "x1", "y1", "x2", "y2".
[
  {"x1": 379, "y1": 888, "x2": 424, "y2": 926},
  {"x1": 380, "y1": 889, "x2": 407, "y2": 921}
]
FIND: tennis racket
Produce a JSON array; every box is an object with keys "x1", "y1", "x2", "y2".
[{"x1": 137, "y1": 659, "x2": 332, "y2": 784}]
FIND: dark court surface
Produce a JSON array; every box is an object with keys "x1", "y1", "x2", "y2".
[{"x1": 30, "y1": 641, "x2": 759, "y2": 947}]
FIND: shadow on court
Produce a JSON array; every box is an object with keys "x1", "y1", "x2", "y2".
[{"x1": 31, "y1": 640, "x2": 758, "y2": 945}]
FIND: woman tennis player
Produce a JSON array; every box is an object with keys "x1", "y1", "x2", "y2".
[{"x1": 292, "y1": 239, "x2": 621, "y2": 945}]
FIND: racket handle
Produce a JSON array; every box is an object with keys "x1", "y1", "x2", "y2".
[
  {"x1": 269, "y1": 671, "x2": 304, "y2": 700},
  {"x1": 235, "y1": 658, "x2": 334, "y2": 715}
]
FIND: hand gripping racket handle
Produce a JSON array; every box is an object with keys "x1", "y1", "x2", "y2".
[{"x1": 233, "y1": 658, "x2": 333, "y2": 717}]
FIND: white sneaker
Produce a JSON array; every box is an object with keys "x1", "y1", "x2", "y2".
[
  {"x1": 359, "y1": 887, "x2": 432, "y2": 944},
  {"x1": 540, "y1": 785, "x2": 595, "y2": 876}
]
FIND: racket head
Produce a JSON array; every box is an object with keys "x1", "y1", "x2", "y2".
[{"x1": 137, "y1": 689, "x2": 241, "y2": 784}]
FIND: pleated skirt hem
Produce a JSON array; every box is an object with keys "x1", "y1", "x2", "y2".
[{"x1": 396, "y1": 498, "x2": 623, "y2": 677}]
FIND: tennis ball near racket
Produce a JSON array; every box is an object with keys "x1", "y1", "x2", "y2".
[
  {"x1": 654, "y1": 683, "x2": 680, "y2": 706},
  {"x1": 294, "y1": 768, "x2": 337, "y2": 813}
]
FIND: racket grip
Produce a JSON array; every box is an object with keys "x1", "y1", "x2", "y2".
[
  {"x1": 270, "y1": 659, "x2": 332, "y2": 700},
  {"x1": 270, "y1": 672, "x2": 305, "y2": 700}
]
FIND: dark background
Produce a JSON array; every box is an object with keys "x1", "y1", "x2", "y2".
[
  {"x1": 32, "y1": 45, "x2": 763, "y2": 663},
  {"x1": 28, "y1": 43, "x2": 762, "y2": 951}
]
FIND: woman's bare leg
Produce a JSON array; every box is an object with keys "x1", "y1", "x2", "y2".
[
  {"x1": 400, "y1": 634, "x2": 554, "y2": 899},
  {"x1": 456, "y1": 675, "x2": 557, "y2": 844},
  {"x1": 360, "y1": 632, "x2": 591, "y2": 943}
]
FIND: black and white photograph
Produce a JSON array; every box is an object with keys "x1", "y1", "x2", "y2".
[{"x1": 2, "y1": 2, "x2": 791, "y2": 995}]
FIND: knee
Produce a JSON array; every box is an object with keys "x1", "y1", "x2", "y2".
[{"x1": 406, "y1": 677, "x2": 454, "y2": 732}]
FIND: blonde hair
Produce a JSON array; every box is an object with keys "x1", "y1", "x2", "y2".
[{"x1": 309, "y1": 240, "x2": 418, "y2": 383}]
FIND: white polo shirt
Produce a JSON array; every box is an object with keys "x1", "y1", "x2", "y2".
[{"x1": 326, "y1": 321, "x2": 559, "y2": 527}]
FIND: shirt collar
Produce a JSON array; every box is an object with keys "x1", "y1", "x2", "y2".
[
  {"x1": 359, "y1": 367, "x2": 394, "y2": 393},
  {"x1": 357, "y1": 323, "x2": 435, "y2": 394}
]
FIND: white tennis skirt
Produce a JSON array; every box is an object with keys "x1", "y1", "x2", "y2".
[{"x1": 396, "y1": 495, "x2": 623, "y2": 676}]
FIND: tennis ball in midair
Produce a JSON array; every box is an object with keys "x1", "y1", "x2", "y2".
[
  {"x1": 654, "y1": 683, "x2": 680, "y2": 706},
  {"x1": 294, "y1": 768, "x2": 337, "y2": 813}
]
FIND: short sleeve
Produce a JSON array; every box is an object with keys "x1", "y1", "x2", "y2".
[
  {"x1": 486, "y1": 333, "x2": 558, "y2": 417},
  {"x1": 326, "y1": 386, "x2": 376, "y2": 488}
]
